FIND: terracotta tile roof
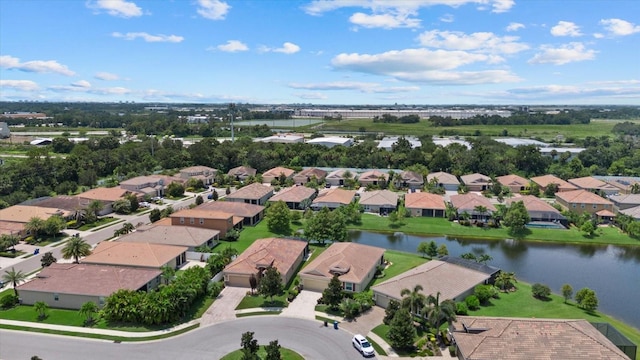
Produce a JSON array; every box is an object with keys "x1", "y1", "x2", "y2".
[
  {"x1": 262, "y1": 166, "x2": 295, "y2": 178},
  {"x1": 25, "y1": 196, "x2": 90, "y2": 212},
  {"x1": 451, "y1": 316, "x2": 630, "y2": 360},
  {"x1": 312, "y1": 188, "x2": 356, "y2": 205},
  {"x1": 16, "y1": 263, "x2": 161, "y2": 297},
  {"x1": 120, "y1": 175, "x2": 184, "y2": 187},
  {"x1": 372, "y1": 260, "x2": 490, "y2": 301},
  {"x1": 224, "y1": 238, "x2": 307, "y2": 275},
  {"x1": 78, "y1": 187, "x2": 131, "y2": 202},
  {"x1": 399, "y1": 171, "x2": 424, "y2": 184},
  {"x1": 0, "y1": 205, "x2": 71, "y2": 224},
  {"x1": 358, "y1": 170, "x2": 389, "y2": 181},
  {"x1": 497, "y1": 174, "x2": 529, "y2": 187},
  {"x1": 227, "y1": 166, "x2": 257, "y2": 177},
  {"x1": 226, "y1": 183, "x2": 273, "y2": 201},
  {"x1": 152, "y1": 217, "x2": 173, "y2": 226},
  {"x1": 555, "y1": 189, "x2": 613, "y2": 205},
  {"x1": 198, "y1": 201, "x2": 264, "y2": 217},
  {"x1": 83, "y1": 242, "x2": 187, "y2": 268},
  {"x1": 169, "y1": 208, "x2": 234, "y2": 220},
  {"x1": 506, "y1": 195, "x2": 562, "y2": 214},
  {"x1": 449, "y1": 193, "x2": 497, "y2": 212},
  {"x1": 294, "y1": 168, "x2": 327, "y2": 181},
  {"x1": 269, "y1": 186, "x2": 316, "y2": 203},
  {"x1": 530, "y1": 174, "x2": 577, "y2": 190},
  {"x1": 180, "y1": 166, "x2": 217, "y2": 175},
  {"x1": 358, "y1": 190, "x2": 399, "y2": 207},
  {"x1": 118, "y1": 225, "x2": 219, "y2": 247},
  {"x1": 326, "y1": 169, "x2": 355, "y2": 180},
  {"x1": 460, "y1": 173, "x2": 491, "y2": 185},
  {"x1": 568, "y1": 176, "x2": 619, "y2": 192},
  {"x1": 596, "y1": 209, "x2": 616, "y2": 217},
  {"x1": 0, "y1": 220, "x2": 24, "y2": 236},
  {"x1": 426, "y1": 172, "x2": 460, "y2": 185},
  {"x1": 300, "y1": 243, "x2": 385, "y2": 284},
  {"x1": 405, "y1": 193, "x2": 446, "y2": 210}
]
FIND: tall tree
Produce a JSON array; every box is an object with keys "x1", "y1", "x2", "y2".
[
  {"x1": 575, "y1": 288, "x2": 599, "y2": 312},
  {"x1": 249, "y1": 273, "x2": 258, "y2": 295},
  {"x1": 503, "y1": 201, "x2": 531, "y2": 234},
  {"x1": 266, "y1": 201, "x2": 291, "y2": 234},
  {"x1": 61, "y1": 236, "x2": 92, "y2": 263},
  {"x1": 258, "y1": 266, "x2": 283, "y2": 302},
  {"x1": 384, "y1": 299, "x2": 401, "y2": 325},
  {"x1": 423, "y1": 292, "x2": 457, "y2": 330},
  {"x1": 400, "y1": 284, "x2": 426, "y2": 315},
  {"x1": 25, "y1": 217, "x2": 45, "y2": 239},
  {"x1": 388, "y1": 308, "x2": 417, "y2": 350},
  {"x1": 240, "y1": 331, "x2": 260, "y2": 360},
  {"x1": 416, "y1": 242, "x2": 430, "y2": 258},
  {"x1": 561, "y1": 284, "x2": 573, "y2": 303},
  {"x1": 2, "y1": 267, "x2": 27, "y2": 297},
  {"x1": 322, "y1": 274, "x2": 344, "y2": 310},
  {"x1": 264, "y1": 340, "x2": 282, "y2": 360},
  {"x1": 87, "y1": 200, "x2": 104, "y2": 218}
]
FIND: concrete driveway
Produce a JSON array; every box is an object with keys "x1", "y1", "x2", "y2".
[
  {"x1": 200, "y1": 286, "x2": 247, "y2": 326},
  {"x1": 281, "y1": 290, "x2": 322, "y2": 320}
]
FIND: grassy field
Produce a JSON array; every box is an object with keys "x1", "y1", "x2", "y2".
[
  {"x1": 78, "y1": 217, "x2": 119, "y2": 231},
  {"x1": 235, "y1": 294, "x2": 288, "y2": 310},
  {"x1": 370, "y1": 250, "x2": 428, "y2": 288},
  {"x1": 220, "y1": 346, "x2": 304, "y2": 360}
]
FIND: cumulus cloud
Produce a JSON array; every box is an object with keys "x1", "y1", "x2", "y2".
[
  {"x1": 349, "y1": 12, "x2": 421, "y2": 29},
  {"x1": 260, "y1": 42, "x2": 300, "y2": 54},
  {"x1": 506, "y1": 22, "x2": 524, "y2": 32},
  {"x1": 112, "y1": 32, "x2": 184, "y2": 43},
  {"x1": 303, "y1": 0, "x2": 515, "y2": 16},
  {"x1": 551, "y1": 21, "x2": 582, "y2": 37},
  {"x1": 197, "y1": 0, "x2": 230, "y2": 20},
  {"x1": 600, "y1": 18, "x2": 640, "y2": 36},
  {"x1": 71, "y1": 80, "x2": 92, "y2": 88},
  {"x1": 0, "y1": 80, "x2": 39, "y2": 91},
  {"x1": 294, "y1": 92, "x2": 328, "y2": 100},
  {"x1": 95, "y1": 72, "x2": 120, "y2": 81},
  {"x1": 288, "y1": 81, "x2": 420, "y2": 93},
  {"x1": 0, "y1": 55, "x2": 75, "y2": 76},
  {"x1": 87, "y1": 0, "x2": 143, "y2": 18},
  {"x1": 417, "y1": 30, "x2": 529, "y2": 54},
  {"x1": 529, "y1": 42, "x2": 596, "y2": 65},
  {"x1": 439, "y1": 14, "x2": 454, "y2": 23},
  {"x1": 215, "y1": 40, "x2": 249, "y2": 52},
  {"x1": 488, "y1": 83, "x2": 640, "y2": 101}
]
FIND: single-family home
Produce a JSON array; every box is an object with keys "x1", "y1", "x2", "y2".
[
  {"x1": 116, "y1": 224, "x2": 219, "y2": 251},
  {"x1": 179, "y1": 166, "x2": 218, "y2": 185},
  {"x1": 262, "y1": 166, "x2": 295, "y2": 184},
  {"x1": 293, "y1": 168, "x2": 327, "y2": 185},
  {"x1": 227, "y1": 165, "x2": 257, "y2": 182},
  {"x1": 0, "y1": 205, "x2": 72, "y2": 234},
  {"x1": 223, "y1": 238, "x2": 308, "y2": 287},
  {"x1": 568, "y1": 176, "x2": 620, "y2": 195},
  {"x1": 426, "y1": 172, "x2": 460, "y2": 191},
  {"x1": 358, "y1": 170, "x2": 389, "y2": 187},
  {"x1": 169, "y1": 208, "x2": 242, "y2": 237},
  {"x1": 306, "y1": 137, "x2": 353, "y2": 148},
  {"x1": 197, "y1": 201, "x2": 265, "y2": 226},
  {"x1": 0, "y1": 221, "x2": 25, "y2": 238},
  {"x1": 358, "y1": 190, "x2": 398, "y2": 215},
  {"x1": 608, "y1": 194, "x2": 640, "y2": 211},
  {"x1": 77, "y1": 187, "x2": 136, "y2": 214},
  {"x1": 460, "y1": 173, "x2": 492, "y2": 192},
  {"x1": 450, "y1": 316, "x2": 632, "y2": 360},
  {"x1": 119, "y1": 175, "x2": 185, "y2": 198},
  {"x1": 396, "y1": 171, "x2": 424, "y2": 190},
  {"x1": 23, "y1": 196, "x2": 90, "y2": 216},
  {"x1": 16, "y1": 263, "x2": 161, "y2": 310},
  {"x1": 83, "y1": 242, "x2": 187, "y2": 269},
  {"x1": 602, "y1": 177, "x2": 640, "y2": 195},
  {"x1": 311, "y1": 188, "x2": 356, "y2": 210},
  {"x1": 405, "y1": 192, "x2": 446, "y2": 217},
  {"x1": 496, "y1": 174, "x2": 530, "y2": 194},
  {"x1": 555, "y1": 189, "x2": 614, "y2": 215},
  {"x1": 325, "y1": 169, "x2": 356, "y2": 187},
  {"x1": 530, "y1": 174, "x2": 577, "y2": 193},
  {"x1": 449, "y1": 193, "x2": 497, "y2": 220},
  {"x1": 299, "y1": 243, "x2": 385, "y2": 293},
  {"x1": 226, "y1": 183, "x2": 274, "y2": 205},
  {"x1": 372, "y1": 260, "x2": 492, "y2": 309},
  {"x1": 506, "y1": 196, "x2": 566, "y2": 226},
  {"x1": 268, "y1": 186, "x2": 317, "y2": 210},
  {"x1": 620, "y1": 205, "x2": 640, "y2": 220}
]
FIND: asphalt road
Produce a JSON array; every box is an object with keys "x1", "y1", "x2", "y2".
[{"x1": 0, "y1": 317, "x2": 370, "y2": 360}]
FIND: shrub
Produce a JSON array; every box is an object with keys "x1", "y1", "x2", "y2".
[
  {"x1": 465, "y1": 295, "x2": 480, "y2": 310},
  {"x1": 0, "y1": 294, "x2": 18, "y2": 309},
  {"x1": 474, "y1": 285, "x2": 497, "y2": 304},
  {"x1": 208, "y1": 281, "x2": 224, "y2": 298},
  {"x1": 455, "y1": 302, "x2": 468, "y2": 315},
  {"x1": 531, "y1": 283, "x2": 551, "y2": 299}
]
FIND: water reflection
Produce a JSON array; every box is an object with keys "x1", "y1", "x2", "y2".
[{"x1": 498, "y1": 239, "x2": 528, "y2": 260}]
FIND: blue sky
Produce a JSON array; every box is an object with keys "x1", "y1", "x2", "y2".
[{"x1": 1, "y1": 0, "x2": 639, "y2": 105}]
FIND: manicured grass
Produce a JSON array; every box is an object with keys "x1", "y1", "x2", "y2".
[
  {"x1": 78, "y1": 217, "x2": 119, "y2": 231},
  {"x1": 315, "y1": 315, "x2": 340, "y2": 324},
  {"x1": 235, "y1": 294, "x2": 288, "y2": 310},
  {"x1": 220, "y1": 345, "x2": 304, "y2": 360},
  {"x1": 372, "y1": 250, "x2": 428, "y2": 287},
  {"x1": 367, "y1": 336, "x2": 388, "y2": 356},
  {"x1": 0, "y1": 250, "x2": 26, "y2": 258},
  {"x1": 236, "y1": 310, "x2": 282, "y2": 317},
  {"x1": 315, "y1": 305, "x2": 343, "y2": 317}
]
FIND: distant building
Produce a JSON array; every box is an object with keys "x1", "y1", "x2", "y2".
[
  {"x1": 306, "y1": 137, "x2": 353, "y2": 148},
  {"x1": 0, "y1": 122, "x2": 10, "y2": 138},
  {"x1": 257, "y1": 134, "x2": 304, "y2": 144},
  {"x1": 539, "y1": 147, "x2": 585, "y2": 160},
  {"x1": 377, "y1": 136, "x2": 421, "y2": 151},
  {"x1": 494, "y1": 138, "x2": 548, "y2": 147}
]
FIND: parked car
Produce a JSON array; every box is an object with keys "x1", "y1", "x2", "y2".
[{"x1": 352, "y1": 334, "x2": 375, "y2": 357}]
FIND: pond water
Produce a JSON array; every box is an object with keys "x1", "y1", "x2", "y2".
[{"x1": 349, "y1": 230, "x2": 640, "y2": 329}]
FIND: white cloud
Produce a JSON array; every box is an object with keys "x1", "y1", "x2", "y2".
[
  {"x1": 490, "y1": 0, "x2": 514, "y2": 13},
  {"x1": 593, "y1": 33, "x2": 605, "y2": 39},
  {"x1": 112, "y1": 32, "x2": 184, "y2": 43},
  {"x1": 196, "y1": 0, "x2": 230, "y2": 20},
  {"x1": 215, "y1": 40, "x2": 249, "y2": 52},
  {"x1": 600, "y1": 18, "x2": 640, "y2": 36},
  {"x1": 551, "y1": 21, "x2": 582, "y2": 37},
  {"x1": 490, "y1": 83, "x2": 640, "y2": 101},
  {"x1": 0, "y1": 80, "x2": 39, "y2": 91},
  {"x1": 417, "y1": 30, "x2": 529, "y2": 54},
  {"x1": 529, "y1": 42, "x2": 596, "y2": 65},
  {"x1": 260, "y1": 42, "x2": 301, "y2": 54},
  {"x1": 349, "y1": 12, "x2": 421, "y2": 29},
  {"x1": 294, "y1": 92, "x2": 328, "y2": 100},
  {"x1": 439, "y1": 14, "x2": 454, "y2": 23},
  {"x1": 72, "y1": 80, "x2": 92, "y2": 88},
  {"x1": 506, "y1": 22, "x2": 524, "y2": 32},
  {"x1": 288, "y1": 81, "x2": 419, "y2": 93},
  {"x1": 303, "y1": 0, "x2": 515, "y2": 16},
  {"x1": 95, "y1": 72, "x2": 120, "y2": 81},
  {"x1": 88, "y1": 0, "x2": 143, "y2": 18},
  {"x1": 0, "y1": 55, "x2": 75, "y2": 76}
]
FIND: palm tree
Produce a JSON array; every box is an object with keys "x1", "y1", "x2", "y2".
[
  {"x1": 25, "y1": 217, "x2": 45, "y2": 239},
  {"x1": 161, "y1": 265, "x2": 176, "y2": 285},
  {"x1": 400, "y1": 284, "x2": 426, "y2": 316},
  {"x1": 2, "y1": 267, "x2": 27, "y2": 297},
  {"x1": 121, "y1": 222, "x2": 134, "y2": 234},
  {"x1": 474, "y1": 205, "x2": 488, "y2": 223},
  {"x1": 79, "y1": 301, "x2": 99, "y2": 324},
  {"x1": 33, "y1": 301, "x2": 48, "y2": 320},
  {"x1": 61, "y1": 237, "x2": 92, "y2": 263},
  {"x1": 495, "y1": 271, "x2": 517, "y2": 292},
  {"x1": 87, "y1": 200, "x2": 104, "y2": 217},
  {"x1": 0, "y1": 234, "x2": 20, "y2": 252},
  {"x1": 445, "y1": 203, "x2": 458, "y2": 221},
  {"x1": 423, "y1": 292, "x2": 457, "y2": 330}
]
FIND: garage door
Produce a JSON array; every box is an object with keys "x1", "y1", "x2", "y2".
[
  {"x1": 301, "y1": 277, "x2": 328, "y2": 292},
  {"x1": 374, "y1": 292, "x2": 392, "y2": 309}
]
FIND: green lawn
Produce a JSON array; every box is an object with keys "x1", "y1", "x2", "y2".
[
  {"x1": 78, "y1": 217, "x2": 119, "y2": 231},
  {"x1": 222, "y1": 221, "x2": 304, "y2": 253},
  {"x1": 220, "y1": 346, "x2": 304, "y2": 360},
  {"x1": 372, "y1": 250, "x2": 428, "y2": 287},
  {"x1": 235, "y1": 294, "x2": 288, "y2": 310}
]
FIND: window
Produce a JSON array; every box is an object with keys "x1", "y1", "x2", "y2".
[
  {"x1": 199, "y1": 218, "x2": 204, "y2": 224},
  {"x1": 99, "y1": 297, "x2": 105, "y2": 306},
  {"x1": 54, "y1": 294, "x2": 59, "y2": 301},
  {"x1": 190, "y1": 217, "x2": 194, "y2": 224},
  {"x1": 581, "y1": 204, "x2": 585, "y2": 208},
  {"x1": 572, "y1": 204, "x2": 576, "y2": 208},
  {"x1": 344, "y1": 282, "x2": 354, "y2": 291},
  {"x1": 180, "y1": 217, "x2": 184, "y2": 224},
  {"x1": 593, "y1": 204, "x2": 597, "y2": 209}
]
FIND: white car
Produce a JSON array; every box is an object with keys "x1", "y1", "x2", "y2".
[{"x1": 352, "y1": 334, "x2": 375, "y2": 357}]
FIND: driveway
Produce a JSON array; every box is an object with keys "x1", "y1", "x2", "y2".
[
  {"x1": 200, "y1": 286, "x2": 247, "y2": 326},
  {"x1": 340, "y1": 305, "x2": 385, "y2": 336},
  {"x1": 281, "y1": 290, "x2": 321, "y2": 320}
]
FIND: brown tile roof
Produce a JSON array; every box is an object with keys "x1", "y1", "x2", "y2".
[
  {"x1": 497, "y1": 174, "x2": 529, "y2": 187},
  {"x1": 326, "y1": 169, "x2": 353, "y2": 180},
  {"x1": 294, "y1": 168, "x2": 327, "y2": 181},
  {"x1": 0, "y1": 205, "x2": 71, "y2": 224},
  {"x1": 198, "y1": 201, "x2": 264, "y2": 218},
  {"x1": 180, "y1": 166, "x2": 217, "y2": 175},
  {"x1": 596, "y1": 209, "x2": 616, "y2": 217},
  {"x1": 506, "y1": 195, "x2": 562, "y2": 214},
  {"x1": 226, "y1": 183, "x2": 273, "y2": 200},
  {"x1": 300, "y1": 243, "x2": 384, "y2": 284},
  {"x1": 312, "y1": 188, "x2": 356, "y2": 205},
  {"x1": 460, "y1": 173, "x2": 491, "y2": 185},
  {"x1": 0, "y1": 220, "x2": 24, "y2": 236},
  {"x1": 358, "y1": 190, "x2": 399, "y2": 207},
  {"x1": 269, "y1": 186, "x2": 316, "y2": 203},
  {"x1": 609, "y1": 194, "x2": 640, "y2": 206},
  {"x1": 555, "y1": 189, "x2": 613, "y2": 205},
  {"x1": 358, "y1": 170, "x2": 389, "y2": 181},
  {"x1": 120, "y1": 175, "x2": 184, "y2": 187},
  {"x1": 77, "y1": 187, "x2": 131, "y2": 202},
  {"x1": 16, "y1": 263, "x2": 161, "y2": 297},
  {"x1": 530, "y1": 174, "x2": 577, "y2": 190},
  {"x1": 568, "y1": 176, "x2": 619, "y2": 192},
  {"x1": 372, "y1": 260, "x2": 489, "y2": 301},
  {"x1": 227, "y1": 165, "x2": 257, "y2": 177},
  {"x1": 449, "y1": 193, "x2": 497, "y2": 212},
  {"x1": 451, "y1": 316, "x2": 630, "y2": 360},
  {"x1": 169, "y1": 208, "x2": 234, "y2": 220},
  {"x1": 426, "y1": 171, "x2": 460, "y2": 185},
  {"x1": 117, "y1": 225, "x2": 219, "y2": 247},
  {"x1": 399, "y1": 171, "x2": 424, "y2": 184},
  {"x1": 224, "y1": 238, "x2": 307, "y2": 276},
  {"x1": 83, "y1": 242, "x2": 187, "y2": 268},
  {"x1": 26, "y1": 196, "x2": 89, "y2": 212},
  {"x1": 262, "y1": 166, "x2": 295, "y2": 178},
  {"x1": 152, "y1": 217, "x2": 173, "y2": 226},
  {"x1": 405, "y1": 192, "x2": 446, "y2": 210},
  {"x1": 620, "y1": 205, "x2": 640, "y2": 219}
]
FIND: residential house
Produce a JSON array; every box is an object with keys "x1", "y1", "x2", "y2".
[
  {"x1": 0, "y1": 221, "x2": 25, "y2": 238},
  {"x1": 119, "y1": 175, "x2": 185, "y2": 198},
  {"x1": 396, "y1": 171, "x2": 424, "y2": 190},
  {"x1": 358, "y1": 170, "x2": 389, "y2": 187},
  {"x1": 460, "y1": 173, "x2": 492, "y2": 192},
  {"x1": 426, "y1": 172, "x2": 460, "y2": 191},
  {"x1": 179, "y1": 166, "x2": 218, "y2": 185},
  {"x1": 372, "y1": 260, "x2": 492, "y2": 309},
  {"x1": 23, "y1": 196, "x2": 90, "y2": 216},
  {"x1": 306, "y1": 137, "x2": 353, "y2": 148},
  {"x1": 16, "y1": 263, "x2": 161, "y2": 310},
  {"x1": 450, "y1": 316, "x2": 632, "y2": 360},
  {"x1": 83, "y1": 242, "x2": 187, "y2": 269},
  {"x1": 496, "y1": 174, "x2": 530, "y2": 194},
  {"x1": 299, "y1": 243, "x2": 385, "y2": 293},
  {"x1": 117, "y1": 225, "x2": 219, "y2": 251},
  {"x1": 197, "y1": 201, "x2": 265, "y2": 226},
  {"x1": 568, "y1": 176, "x2": 620, "y2": 195},
  {"x1": 293, "y1": 168, "x2": 327, "y2": 185},
  {"x1": 262, "y1": 166, "x2": 295, "y2": 184},
  {"x1": 223, "y1": 238, "x2": 308, "y2": 287},
  {"x1": 620, "y1": 205, "x2": 640, "y2": 220},
  {"x1": 169, "y1": 208, "x2": 242, "y2": 237},
  {"x1": 405, "y1": 192, "x2": 446, "y2": 217},
  {"x1": 449, "y1": 193, "x2": 497, "y2": 220},
  {"x1": 226, "y1": 183, "x2": 274, "y2": 205},
  {"x1": 0, "y1": 205, "x2": 72, "y2": 234},
  {"x1": 227, "y1": 165, "x2": 257, "y2": 182},
  {"x1": 268, "y1": 186, "x2": 317, "y2": 210},
  {"x1": 601, "y1": 177, "x2": 640, "y2": 195},
  {"x1": 77, "y1": 187, "x2": 136, "y2": 214},
  {"x1": 311, "y1": 188, "x2": 356, "y2": 210},
  {"x1": 609, "y1": 194, "x2": 640, "y2": 211},
  {"x1": 325, "y1": 169, "x2": 356, "y2": 187},
  {"x1": 358, "y1": 190, "x2": 398, "y2": 215},
  {"x1": 530, "y1": 174, "x2": 577, "y2": 193},
  {"x1": 506, "y1": 195, "x2": 566, "y2": 226},
  {"x1": 555, "y1": 189, "x2": 614, "y2": 215}
]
